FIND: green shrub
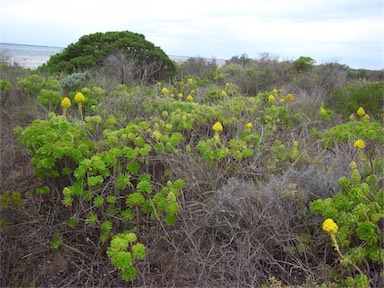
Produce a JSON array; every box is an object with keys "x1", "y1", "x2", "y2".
[
  {"x1": 61, "y1": 72, "x2": 89, "y2": 93},
  {"x1": 40, "y1": 31, "x2": 176, "y2": 82},
  {"x1": 331, "y1": 82, "x2": 384, "y2": 120},
  {"x1": 310, "y1": 169, "x2": 383, "y2": 287}
]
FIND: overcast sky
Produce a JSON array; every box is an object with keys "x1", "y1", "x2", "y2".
[{"x1": 1, "y1": 0, "x2": 383, "y2": 70}]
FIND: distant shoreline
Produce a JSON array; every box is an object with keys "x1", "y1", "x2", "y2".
[
  {"x1": 0, "y1": 42, "x2": 64, "y2": 49},
  {"x1": 0, "y1": 43, "x2": 226, "y2": 69}
]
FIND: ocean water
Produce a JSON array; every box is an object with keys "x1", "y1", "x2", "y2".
[
  {"x1": 0, "y1": 43, "x2": 63, "y2": 69},
  {"x1": 0, "y1": 43, "x2": 225, "y2": 69}
]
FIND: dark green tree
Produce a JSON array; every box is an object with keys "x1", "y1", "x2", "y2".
[
  {"x1": 293, "y1": 56, "x2": 316, "y2": 72},
  {"x1": 40, "y1": 31, "x2": 176, "y2": 82}
]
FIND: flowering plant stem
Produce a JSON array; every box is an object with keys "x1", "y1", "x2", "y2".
[{"x1": 330, "y1": 233, "x2": 365, "y2": 276}]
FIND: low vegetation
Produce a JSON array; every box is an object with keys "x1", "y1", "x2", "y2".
[{"x1": 1, "y1": 32, "x2": 383, "y2": 287}]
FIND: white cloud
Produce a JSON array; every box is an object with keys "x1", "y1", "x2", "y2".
[{"x1": 1, "y1": 0, "x2": 382, "y2": 69}]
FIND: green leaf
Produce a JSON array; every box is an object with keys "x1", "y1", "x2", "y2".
[
  {"x1": 88, "y1": 175, "x2": 104, "y2": 186},
  {"x1": 67, "y1": 217, "x2": 78, "y2": 228},
  {"x1": 93, "y1": 196, "x2": 104, "y2": 207},
  {"x1": 123, "y1": 147, "x2": 138, "y2": 159},
  {"x1": 126, "y1": 193, "x2": 145, "y2": 208},
  {"x1": 101, "y1": 221, "x2": 112, "y2": 232},
  {"x1": 106, "y1": 195, "x2": 117, "y2": 204},
  {"x1": 132, "y1": 243, "x2": 146, "y2": 260},
  {"x1": 126, "y1": 162, "x2": 140, "y2": 175},
  {"x1": 121, "y1": 209, "x2": 135, "y2": 221},
  {"x1": 35, "y1": 186, "x2": 50, "y2": 195},
  {"x1": 137, "y1": 180, "x2": 152, "y2": 193},
  {"x1": 50, "y1": 235, "x2": 63, "y2": 251},
  {"x1": 117, "y1": 173, "x2": 131, "y2": 191},
  {"x1": 356, "y1": 221, "x2": 377, "y2": 241},
  {"x1": 85, "y1": 213, "x2": 98, "y2": 225},
  {"x1": 120, "y1": 266, "x2": 137, "y2": 281}
]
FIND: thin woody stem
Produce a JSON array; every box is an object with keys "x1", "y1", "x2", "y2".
[{"x1": 330, "y1": 233, "x2": 366, "y2": 276}]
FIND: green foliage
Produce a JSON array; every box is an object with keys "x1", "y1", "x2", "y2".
[
  {"x1": 106, "y1": 232, "x2": 146, "y2": 281},
  {"x1": 12, "y1": 64, "x2": 383, "y2": 286},
  {"x1": 61, "y1": 72, "x2": 89, "y2": 93},
  {"x1": 41, "y1": 31, "x2": 176, "y2": 81},
  {"x1": 35, "y1": 186, "x2": 50, "y2": 195},
  {"x1": 37, "y1": 89, "x2": 62, "y2": 110},
  {"x1": 67, "y1": 217, "x2": 78, "y2": 228},
  {"x1": 0, "y1": 78, "x2": 12, "y2": 104},
  {"x1": 0, "y1": 191, "x2": 23, "y2": 209},
  {"x1": 332, "y1": 82, "x2": 384, "y2": 120},
  {"x1": 293, "y1": 56, "x2": 315, "y2": 72},
  {"x1": 50, "y1": 235, "x2": 63, "y2": 250},
  {"x1": 0, "y1": 79, "x2": 12, "y2": 93},
  {"x1": 210, "y1": 64, "x2": 279, "y2": 95},
  {"x1": 17, "y1": 74, "x2": 60, "y2": 97},
  {"x1": 310, "y1": 169, "x2": 383, "y2": 285},
  {"x1": 314, "y1": 119, "x2": 384, "y2": 149},
  {"x1": 17, "y1": 115, "x2": 94, "y2": 180}
]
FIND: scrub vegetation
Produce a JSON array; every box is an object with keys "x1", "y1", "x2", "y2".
[{"x1": 1, "y1": 31, "x2": 383, "y2": 288}]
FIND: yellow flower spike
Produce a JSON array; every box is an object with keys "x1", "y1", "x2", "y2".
[
  {"x1": 319, "y1": 106, "x2": 327, "y2": 115},
  {"x1": 356, "y1": 107, "x2": 366, "y2": 117},
  {"x1": 322, "y1": 217, "x2": 365, "y2": 275},
  {"x1": 279, "y1": 98, "x2": 286, "y2": 104},
  {"x1": 212, "y1": 121, "x2": 223, "y2": 133},
  {"x1": 246, "y1": 122, "x2": 253, "y2": 129},
  {"x1": 225, "y1": 82, "x2": 230, "y2": 88},
  {"x1": 178, "y1": 93, "x2": 183, "y2": 99},
  {"x1": 186, "y1": 95, "x2": 193, "y2": 102},
  {"x1": 353, "y1": 139, "x2": 365, "y2": 149},
  {"x1": 268, "y1": 95, "x2": 276, "y2": 104},
  {"x1": 322, "y1": 218, "x2": 338, "y2": 234},
  {"x1": 81, "y1": 87, "x2": 90, "y2": 93},
  {"x1": 61, "y1": 97, "x2": 71, "y2": 109},
  {"x1": 286, "y1": 93, "x2": 294, "y2": 103},
  {"x1": 272, "y1": 88, "x2": 278, "y2": 93},
  {"x1": 74, "y1": 92, "x2": 85, "y2": 122},
  {"x1": 74, "y1": 92, "x2": 85, "y2": 104},
  {"x1": 161, "y1": 87, "x2": 170, "y2": 96},
  {"x1": 61, "y1": 97, "x2": 71, "y2": 117},
  {"x1": 362, "y1": 114, "x2": 370, "y2": 121},
  {"x1": 220, "y1": 90, "x2": 227, "y2": 97},
  {"x1": 349, "y1": 114, "x2": 356, "y2": 121},
  {"x1": 349, "y1": 161, "x2": 357, "y2": 169}
]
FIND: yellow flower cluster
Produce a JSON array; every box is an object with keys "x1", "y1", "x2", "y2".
[
  {"x1": 356, "y1": 107, "x2": 366, "y2": 117},
  {"x1": 212, "y1": 121, "x2": 223, "y2": 133},
  {"x1": 161, "y1": 87, "x2": 170, "y2": 96},
  {"x1": 319, "y1": 106, "x2": 327, "y2": 114},
  {"x1": 356, "y1": 107, "x2": 370, "y2": 121},
  {"x1": 61, "y1": 97, "x2": 71, "y2": 109},
  {"x1": 349, "y1": 161, "x2": 357, "y2": 169},
  {"x1": 221, "y1": 90, "x2": 227, "y2": 97},
  {"x1": 268, "y1": 95, "x2": 276, "y2": 104},
  {"x1": 286, "y1": 94, "x2": 294, "y2": 103},
  {"x1": 322, "y1": 218, "x2": 338, "y2": 234},
  {"x1": 186, "y1": 95, "x2": 193, "y2": 102},
  {"x1": 74, "y1": 92, "x2": 85, "y2": 104},
  {"x1": 246, "y1": 122, "x2": 253, "y2": 129},
  {"x1": 353, "y1": 139, "x2": 365, "y2": 149}
]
